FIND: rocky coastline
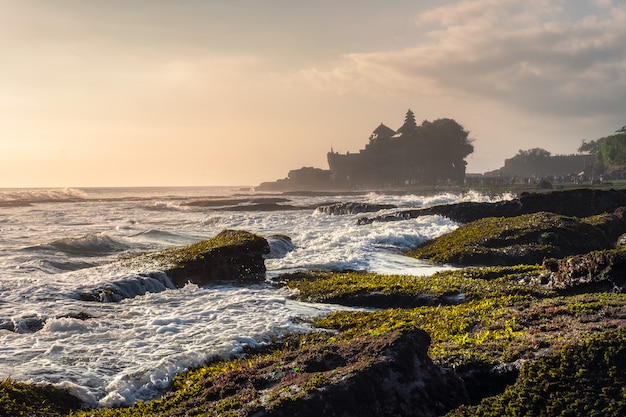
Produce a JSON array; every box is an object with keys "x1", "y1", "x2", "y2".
[{"x1": 5, "y1": 188, "x2": 626, "y2": 416}]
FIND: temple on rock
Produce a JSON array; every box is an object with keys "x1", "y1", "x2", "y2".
[
  {"x1": 257, "y1": 109, "x2": 474, "y2": 191},
  {"x1": 327, "y1": 110, "x2": 474, "y2": 189}
]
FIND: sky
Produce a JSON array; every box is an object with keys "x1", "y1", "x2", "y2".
[{"x1": 1, "y1": 0, "x2": 625, "y2": 187}]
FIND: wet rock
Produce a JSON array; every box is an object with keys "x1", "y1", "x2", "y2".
[
  {"x1": 156, "y1": 229, "x2": 270, "y2": 288},
  {"x1": 0, "y1": 318, "x2": 15, "y2": 332},
  {"x1": 79, "y1": 230, "x2": 270, "y2": 302},
  {"x1": 77, "y1": 272, "x2": 175, "y2": 302},
  {"x1": 259, "y1": 330, "x2": 468, "y2": 417},
  {"x1": 166, "y1": 330, "x2": 468, "y2": 417}
]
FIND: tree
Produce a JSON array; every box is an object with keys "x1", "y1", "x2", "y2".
[
  {"x1": 578, "y1": 140, "x2": 600, "y2": 155},
  {"x1": 598, "y1": 133, "x2": 626, "y2": 173},
  {"x1": 514, "y1": 148, "x2": 551, "y2": 158}
]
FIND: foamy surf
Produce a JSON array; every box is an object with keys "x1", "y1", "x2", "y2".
[{"x1": 0, "y1": 186, "x2": 510, "y2": 407}]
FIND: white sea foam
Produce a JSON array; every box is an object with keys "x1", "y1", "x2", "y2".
[{"x1": 0, "y1": 187, "x2": 492, "y2": 407}]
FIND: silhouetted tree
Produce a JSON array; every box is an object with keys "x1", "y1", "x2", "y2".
[
  {"x1": 514, "y1": 148, "x2": 551, "y2": 158},
  {"x1": 578, "y1": 139, "x2": 600, "y2": 155}
]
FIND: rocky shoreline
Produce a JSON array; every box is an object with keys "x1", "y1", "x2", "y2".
[{"x1": 4, "y1": 188, "x2": 626, "y2": 416}]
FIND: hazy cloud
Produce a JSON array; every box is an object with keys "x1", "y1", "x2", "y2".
[{"x1": 304, "y1": 0, "x2": 626, "y2": 119}]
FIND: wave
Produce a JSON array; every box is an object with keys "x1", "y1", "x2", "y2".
[
  {"x1": 128, "y1": 229, "x2": 197, "y2": 246},
  {"x1": 0, "y1": 188, "x2": 87, "y2": 205},
  {"x1": 265, "y1": 235, "x2": 296, "y2": 259},
  {"x1": 76, "y1": 272, "x2": 176, "y2": 302},
  {"x1": 27, "y1": 233, "x2": 130, "y2": 257}
]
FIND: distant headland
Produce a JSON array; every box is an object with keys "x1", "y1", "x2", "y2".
[{"x1": 256, "y1": 109, "x2": 625, "y2": 192}]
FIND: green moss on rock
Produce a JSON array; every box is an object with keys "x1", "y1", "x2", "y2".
[
  {"x1": 143, "y1": 229, "x2": 269, "y2": 287},
  {"x1": 447, "y1": 327, "x2": 626, "y2": 417},
  {"x1": 407, "y1": 212, "x2": 622, "y2": 266},
  {"x1": 0, "y1": 378, "x2": 82, "y2": 416},
  {"x1": 280, "y1": 266, "x2": 546, "y2": 308}
]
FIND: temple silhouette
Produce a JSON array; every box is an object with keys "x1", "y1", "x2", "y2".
[{"x1": 257, "y1": 109, "x2": 474, "y2": 191}]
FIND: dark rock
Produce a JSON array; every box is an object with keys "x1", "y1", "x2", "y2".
[
  {"x1": 309, "y1": 291, "x2": 461, "y2": 309},
  {"x1": 315, "y1": 202, "x2": 397, "y2": 216},
  {"x1": 77, "y1": 272, "x2": 175, "y2": 302},
  {"x1": 0, "y1": 318, "x2": 15, "y2": 332},
  {"x1": 13, "y1": 316, "x2": 46, "y2": 333},
  {"x1": 536, "y1": 180, "x2": 553, "y2": 189},
  {"x1": 263, "y1": 330, "x2": 468, "y2": 417},
  {"x1": 541, "y1": 250, "x2": 626, "y2": 293},
  {"x1": 79, "y1": 230, "x2": 270, "y2": 302},
  {"x1": 173, "y1": 330, "x2": 468, "y2": 417},
  {"x1": 159, "y1": 229, "x2": 270, "y2": 288},
  {"x1": 182, "y1": 197, "x2": 291, "y2": 207}
]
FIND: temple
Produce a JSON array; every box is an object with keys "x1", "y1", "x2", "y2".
[
  {"x1": 327, "y1": 110, "x2": 473, "y2": 189},
  {"x1": 257, "y1": 110, "x2": 474, "y2": 191}
]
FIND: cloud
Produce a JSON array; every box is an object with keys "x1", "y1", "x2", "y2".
[{"x1": 302, "y1": 0, "x2": 626, "y2": 119}]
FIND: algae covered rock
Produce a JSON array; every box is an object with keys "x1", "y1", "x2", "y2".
[
  {"x1": 541, "y1": 249, "x2": 626, "y2": 292},
  {"x1": 359, "y1": 188, "x2": 626, "y2": 225},
  {"x1": 448, "y1": 327, "x2": 626, "y2": 416},
  {"x1": 162, "y1": 229, "x2": 269, "y2": 287},
  {"x1": 78, "y1": 230, "x2": 270, "y2": 302},
  {"x1": 407, "y1": 211, "x2": 624, "y2": 266},
  {"x1": 143, "y1": 229, "x2": 269, "y2": 287}
]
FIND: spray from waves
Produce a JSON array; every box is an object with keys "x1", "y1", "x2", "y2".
[
  {"x1": 0, "y1": 188, "x2": 87, "y2": 205},
  {"x1": 265, "y1": 213, "x2": 459, "y2": 274},
  {"x1": 363, "y1": 189, "x2": 515, "y2": 208}
]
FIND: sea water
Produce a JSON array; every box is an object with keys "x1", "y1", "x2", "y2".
[{"x1": 0, "y1": 186, "x2": 512, "y2": 407}]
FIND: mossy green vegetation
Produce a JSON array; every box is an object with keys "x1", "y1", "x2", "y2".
[
  {"x1": 0, "y1": 377, "x2": 82, "y2": 417},
  {"x1": 447, "y1": 327, "x2": 626, "y2": 416},
  {"x1": 407, "y1": 211, "x2": 618, "y2": 266},
  {"x1": 11, "y1": 260, "x2": 626, "y2": 416},
  {"x1": 282, "y1": 266, "x2": 546, "y2": 306},
  {"x1": 145, "y1": 229, "x2": 266, "y2": 267}
]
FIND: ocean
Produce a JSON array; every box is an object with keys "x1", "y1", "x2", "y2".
[{"x1": 0, "y1": 186, "x2": 511, "y2": 407}]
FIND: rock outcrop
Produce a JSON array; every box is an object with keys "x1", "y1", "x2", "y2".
[
  {"x1": 78, "y1": 230, "x2": 269, "y2": 302},
  {"x1": 407, "y1": 210, "x2": 626, "y2": 266},
  {"x1": 111, "y1": 329, "x2": 468, "y2": 417},
  {"x1": 541, "y1": 249, "x2": 626, "y2": 293},
  {"x1": 144, "y1": 229, "x2": 269, "y2": 288}
]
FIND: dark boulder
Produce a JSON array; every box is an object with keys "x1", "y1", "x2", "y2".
[
  {"x1": 79, "y1": 230, "x2": 270, "y2": 302},
  {"x1": 261, "y1": 330, "x2": 468, "y2": 417},
  {"x1": 146, "y1": 229, "x2": 269, "y2": 288},
  {"x1": 165, "y1": 329, "x2": 468, "y2": 417}
]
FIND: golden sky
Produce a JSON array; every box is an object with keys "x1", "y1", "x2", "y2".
[{"x1": 1, "y1": 0, "x2": 625, "y2": 187}]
